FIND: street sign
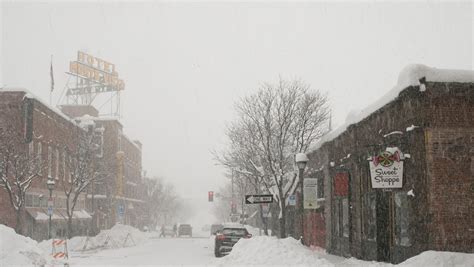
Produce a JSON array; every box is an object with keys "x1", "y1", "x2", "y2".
[
  {"x1": 288, "y1": 194, "x2": 296, "y2": 206},
  {"x1": 118, "y1": 204, "x2": 124, "y2": 216},
  {"x1": 262, "y1": 204, "x2": 271, "y2": 218},
  {"x1": 47, "y1": 198, "x2": 53, "y2": 215},
  {"x1": 245, "y1": 194, "x2": 273, "y2": 204}
]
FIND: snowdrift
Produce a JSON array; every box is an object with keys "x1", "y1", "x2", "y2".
[
  {"x1": 214, "y1": 236, "x2": 333, "y2": 266},
  {"x1": 0, "y1": 224, "x2": 48, "y2": 266},
  {"x1": 398, "y1": 250, "x2": 474, "y2": 267},
  {"x1": 67, "y1": 223, "x2": 148, "y2": 251}
]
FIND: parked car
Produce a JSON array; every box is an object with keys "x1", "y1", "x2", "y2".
[
  {"x1": 160, "y1": 226, "x2": 175, "y2": 237},
  {"x1": 210, "y1": 224, "x2": 224, "y2": 235},
  {"x1": 214, "y1": 224, "x2": 252, "y2": 257},
  {"x1": 178, "y1": 224, "x2": 192, "y2": 237}
]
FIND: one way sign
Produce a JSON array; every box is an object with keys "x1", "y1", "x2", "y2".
[{"x1": 245, "y1": 194, "x2": 273, "y2": 204}]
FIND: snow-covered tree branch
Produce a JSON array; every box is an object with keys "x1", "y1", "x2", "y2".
[{"x1": 215, "y1": 78, "x2": 329, "y2": 238}]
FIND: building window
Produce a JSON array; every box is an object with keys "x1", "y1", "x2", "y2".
[
  {"x1": 365, "y1": 192, "x2": 376, "y2": 241},
  {"x1": 63, "y1": 149, "x2": 66, "y2": 182},
  {"x1": 28, "y1": 141, "x2": 34, "y2": 158},
  {"x1": 40, "y1": 196, "x2": 47, "y2": 208},
  {"x1": 37, "y1": 143, "x2": 42, "y2": 175},
  {"x1": 395, "y1": 192, "x2": 411, "y2": 246},
  {"x1": 55, "y1": 148, "x2": 59, "y2": 180},
  {"x1": 25, "y1": 194, "x2": 33, "y2": 207},
  {"x1": 342, "y1": 198, "x2": 349, "y2": 238},
  {"x1": 118, "y1": 130, "x2": 122, "y2": 151},
  {"x1": 48, "y1": 146, "x2": 52, "y2": 177},
  {"x1": 32, "y1": 195, "x2": 40, "y2": 207}
]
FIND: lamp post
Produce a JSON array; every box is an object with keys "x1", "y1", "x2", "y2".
[
  {"x1": 295, "y1": 153, "x2": 309, "y2": 245},
  {"x1": 46, "y1": 176, "x2": 55, "y2": 239}
]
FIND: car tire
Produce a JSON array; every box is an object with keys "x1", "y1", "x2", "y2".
[{"x1": 214, "y1": 249, "x2": 221, "y2": 258}]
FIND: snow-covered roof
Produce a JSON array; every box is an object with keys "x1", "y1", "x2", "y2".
[
  {"x1": 0, "y1": 87, "x2": 82, "y2": 129},
  {"x1": 309, "y1": 64, "x2": 474, "y2": 152},
  {"x1": 75, "y1": 114, "x2": 96, "y2": 129}
]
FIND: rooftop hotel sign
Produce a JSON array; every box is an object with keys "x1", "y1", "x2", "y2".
[
  {"x1": 69, "y1": 51, "x2": 125, "y2": 91},
  {"x1": 369, "y1": 150, "x2": 403, "y2": 188}
]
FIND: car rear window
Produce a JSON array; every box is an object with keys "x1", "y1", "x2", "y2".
[{"x1": 222, "y1": 228, "x2": 247, "y2": 235}]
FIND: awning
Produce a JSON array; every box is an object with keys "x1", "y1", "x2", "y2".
[
  {"x1": 26, "y1": 208, "x2": 65, "y2": 222},
  {"x1": 72, "y1": 209, "x2": 92, "y2": 220},
  {"x1": 26, "y1": 208, "x2": 91, "y2": 222}
]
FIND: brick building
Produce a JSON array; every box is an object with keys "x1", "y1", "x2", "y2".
[
  {"x1": 0, "y1": 89, "x2": 91, "y2": 240},
  {"x1": 0, "y1": 88, "x2": 146, "y2": 240},
  {"x1": 303, "y1": 65, "x2": 473, "y2": 263},
  {"x1": 61, "y1": 107, "x2": 146, "y2": 232}
]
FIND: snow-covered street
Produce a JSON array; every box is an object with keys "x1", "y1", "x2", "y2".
[
  {"x1": 68, "y1": 236, "x2": 215, "y2": 266},
  {"x1": 2, "y1": 223, "x2": 474, "y2": 266}
]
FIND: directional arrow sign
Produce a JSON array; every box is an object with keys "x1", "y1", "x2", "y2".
[{"x1": 245, "y1": 194, "x2": 273, "y2": 204}]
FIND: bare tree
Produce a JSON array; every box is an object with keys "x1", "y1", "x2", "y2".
[
  {"x1": 0, "y1": 127, "x2": 42, "y2": 234},
  {"x1": 144, "y1": 176, "x2": 191, "y2": 228},
  {"x1": 62, "y1": 129, "x2": 102, "y2": 238},
  {"x1": 216, "y1": 78, "x2": 329, "y2": 238}
]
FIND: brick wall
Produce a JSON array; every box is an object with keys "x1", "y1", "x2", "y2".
[{"x1": 306, "y1": 81, "x2": 473, "y2": 262}]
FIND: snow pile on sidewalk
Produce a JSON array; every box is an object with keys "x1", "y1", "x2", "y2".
[
  {"x1": 0, "y1": 224, "x2": 48, "y2": 266},
  {"x1": 69, "y1": 223, "x2": 148, "y2": 251},
  {"x1": 335, "y1": 250, "x2": 474, "y2": 267},
  {"x1": 398, "y1": 250, "x2": 474, "y2": 267},
  {"x1": 214, "y1": 236, "x2": 333, "y2": 266}
]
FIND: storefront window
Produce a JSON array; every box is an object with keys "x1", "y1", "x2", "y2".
[
  {"x1": 395, "y1": 192, "x2": 411, "y2": 246},
  {"x1": 32, "y1": 195, "x2": 39, "y2": 207},
  {"x1": 25, "y1": 194, "x2": 33, "y2": 207}
]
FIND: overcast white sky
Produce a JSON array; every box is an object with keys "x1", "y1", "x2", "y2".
[{"x1": 1, "y1": 1, "x2": 472, "y2": 222}]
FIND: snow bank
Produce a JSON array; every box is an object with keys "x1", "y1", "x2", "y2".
[
  {"x1": 310, "y1": 64, "x2": 474, "y2": 152},
  {"x1": 0, "y1": 224, "x2": 48, "y2": 266},
  {"x1": 39, "y1": 223, "x2": 148, "y2": 253},
  {"x1": 71, "y1": 223, "x2": 148, "y2": 251},
  {"x1": 398, "y1": 250, "x2": 474, "y2": 267},
  {"x1": 214, "y1": 236, "x2": 333, "y2": 266}
]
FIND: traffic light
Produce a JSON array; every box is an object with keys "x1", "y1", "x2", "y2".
[{"x1": 208, "y1": 191, "x2": 214, "y2": 202}]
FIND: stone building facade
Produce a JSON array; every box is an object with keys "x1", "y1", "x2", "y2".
[{"x1": 304, "y1": 75, "x2": 473, "y2": 263}]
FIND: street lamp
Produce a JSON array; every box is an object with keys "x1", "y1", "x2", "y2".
[
  {"x1": 46, "y1": 176, "x2": 55, "y2": 239},
  {"x1": 295, "y1": 153, "x2": 309, "y2": 244}
]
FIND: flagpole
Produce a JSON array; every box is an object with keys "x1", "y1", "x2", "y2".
[{"x1": 50, "y1": 55, "x2": 54, "y2": 106}]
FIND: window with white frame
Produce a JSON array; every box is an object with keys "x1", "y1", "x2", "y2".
[
  {"x1": 55, "y1": 148, "x2": 59, "y2": 180},
  {"x1": 47, "y1": 145, "x2": 52, "y2": 177},
  {"x1": 37, "y1": 143, "x2": 42, "y2": 175},
  {"x1": 62, "y1": 149, "x2": 66, "y2": 182},
  {"x1": 28, "y1": 141, "x2": 34, "y2": 158}
]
